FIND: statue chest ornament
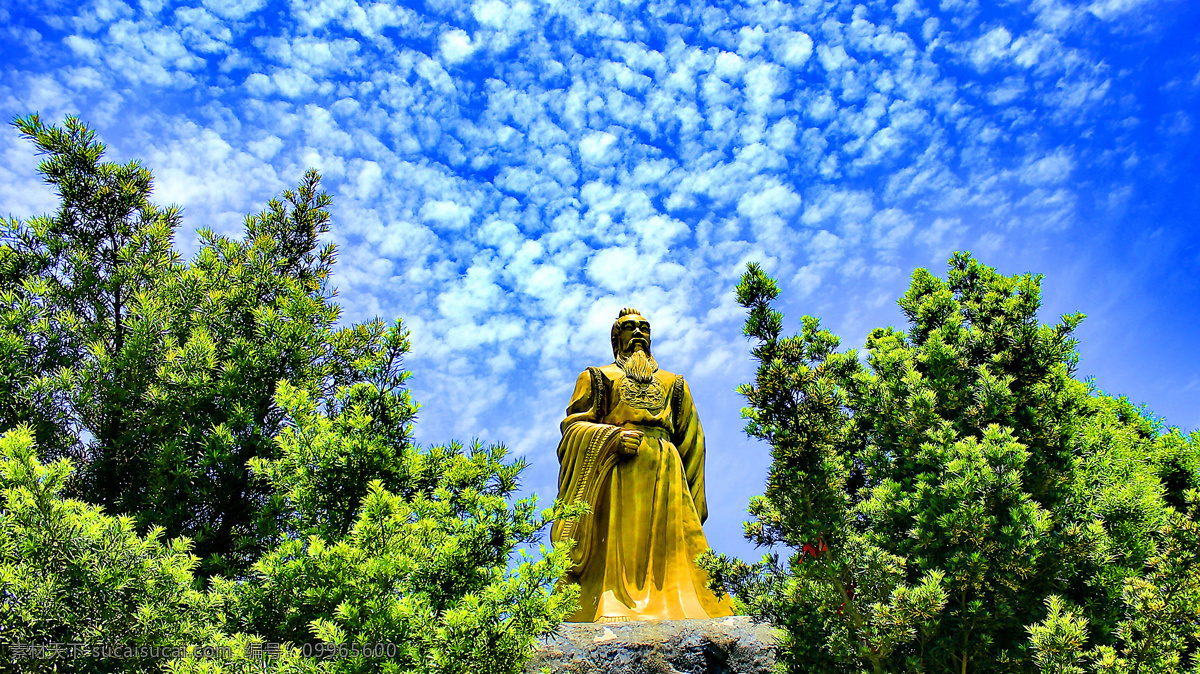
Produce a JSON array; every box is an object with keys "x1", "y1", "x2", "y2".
[{"x1": 618, "y1": 374, "x2": 667, "y2": 412}]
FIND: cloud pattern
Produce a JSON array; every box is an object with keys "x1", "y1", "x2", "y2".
[{"x1": 2, "y1": 0, "x2": 1198, "y2": 559}]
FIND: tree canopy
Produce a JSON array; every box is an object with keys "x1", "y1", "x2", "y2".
[
  {"x1": 0, "y1": 115, "x2": 577, "y2": 674},
  {"x1": 702, "y1": 255, "x2": 1200, "y2": 674}
]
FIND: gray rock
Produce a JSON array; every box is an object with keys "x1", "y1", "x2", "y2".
[{"x1": 524, "y1": 616, "x2": 781, "y2": 674}]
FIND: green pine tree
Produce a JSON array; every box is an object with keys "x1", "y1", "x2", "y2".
[
  {"x1": 0, "y1": 114, "x2": 418, "y2": 579},
  {"x1": 1, "y1": 115, "x2": 580, "y2": 674},
  {"x1": 218, "y1": 381, "x2": 579, "y2": 674},
  {"x1": 701, "y1": 254, "x2": 1200, "y2": 674},
  {"x1": 0, "y1": 424, "x2": 225, "y2": 674}
]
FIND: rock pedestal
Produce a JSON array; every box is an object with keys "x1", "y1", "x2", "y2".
[{"x1": 523, "y1": 616, "x2": 780, "y2": 674}]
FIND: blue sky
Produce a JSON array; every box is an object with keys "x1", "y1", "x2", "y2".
[{"x1": 2, "y1": 0, "x2": 1198, "y2": 563}]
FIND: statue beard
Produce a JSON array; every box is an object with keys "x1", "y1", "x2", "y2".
[{"x1": 616, "y1": 348, "x2": 658, "y2": 384}]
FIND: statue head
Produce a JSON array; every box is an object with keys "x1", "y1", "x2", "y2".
[{"x1": 611, "y1": 308, "x2": 652, "y2": 361}]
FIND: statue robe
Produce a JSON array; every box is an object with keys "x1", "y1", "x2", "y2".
[{"x1": 551, "y1": 363, "x2": 735, "y2": 622}]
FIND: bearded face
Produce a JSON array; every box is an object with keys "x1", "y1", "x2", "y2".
[{"x1": 613, "y1": 315, "x2": 658, "y2": 383}]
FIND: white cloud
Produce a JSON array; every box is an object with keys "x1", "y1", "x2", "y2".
[
  {"x1": 772, "y1": 29, "x2": 814, "y2": 68},
  {"x1": 915, "y1": 216, "x2": 964, "y2": 250},
  {"x1": 88, "y1": 18, "x2": 203, "y2": 88},
  {"x1": 817, "y1": 44, "x2": 852, "y2": 72},
  {"x1": 587, "y1": 246, "x2": 649, "y2": 292},
  {"x1": 439, "y1": 29, "x2": 477, "y2": 65},
  {"x1": 522, "y1": 264, "x2": 568, "y2": 302},
  {"x1": 437, "y1": 262, "x2": 507, "y2": 322},
  {"x1": 247, "y1": 134, "x2": 283, "y2": 159},
  {"x1": 415, "y1": 57, "x2": 455, "y2": 94},
  {"x1": 743, "y1": 63, "x2": 787, "y2": 113},
  {"x1": 174, "y1": 7, "x2": 232, "y2": 53},
  {"x1": 987, "y1": 75, "x2": 1027, "y2": 105},
  {"x1": 737, "y1": 183, "x2": 802, "y2": 224},
  {"x1": 790, "y1": 265, "x2": 823, "y2": 297},
  {"x1": 1088, "y1": 0, "x2": 1155, "y2": 21},
  {"x1": 631, "y1": 214, "x2": 689, "y2": 251},
  {"x1": 808, "y1": 93, "x2": 836, "y2": 122},
  {"x1": 713, "y1": 51, "x2": 745, "y2": 81},
  {"x1": 0, "y1": 136, "x2": 58, "y2": 220},
  {"x1": 578, "y1": 131, "x2": 618, "y2": 165},
  {"x1": 272, "y1": 68, "x2": 319, "y2": 98},
  {"x1": 374, "y1": 220, "x2": 439, "y2": 260},
  {"x1": 871, "y1": 208, "x2": 915, "y2": 253},
  {"x1": 200, "y1": 0, "x2": 264, "y2": 20},
  {"x1": 970, "y1": 26, "x2": 1013, "y2": 70},
  {"x1": 473, "y1": 0, "x2": 510, "y2": 28},
  {"x1": 807, "y1": 229, "x2": 846, "y2": 267},
  {"x1": 1158, "y1": 111, "x2": 1193, "y2": 137},
  {"x1": 420, "y1": 200, "x2": 474, "y2": 230},
  {"x1": 736, "y1": 25, "x2": 765, "y2": 56},
  {"x1": 1020, "y1": 150, "x2": 1074, "y2": 186},
  {"x1": 64, "y1": 35, "x2": 100, "y2": 58},
  {"x1": 354, "y1": 160, "x2": 382, "y2": 198},
  {"x1": 244, "y1": 72, "x2": 273, "y2": 95},
  {"x1": 894, "y1": 0, "x2": 923, "y2": 24},
  {"x1": 62, "y1": 66, "x2": 105, "y2": 90}
]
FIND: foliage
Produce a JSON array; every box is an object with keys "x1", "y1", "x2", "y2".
[
  {"x1": 0, "y1": 399, "x2": 575, "y2": 674},
  {"x1": 701, "y1": 254, "x2": 1200, "y2": 674},
  {"x1": 1028, "y1": 491, "x2": 1200, "y2": 674},
  {"x1": 0, "y1": 424, "x2": 330, "y2": 674},
  {"x1": 0, "y1": 424, "x2": 224, "y2": 673},
  {"x1": 0, "y1": 114, "x2": 417, "y2": 579},
  {"x1": 0, "y1": 116, "x2": 577, "y2": 674},
  {"x1": 0, "y1": 115, "x2": 182, "y2": 475},
  {"x1": 224, "y1": 378, "x2": 580, "y2": 674}
]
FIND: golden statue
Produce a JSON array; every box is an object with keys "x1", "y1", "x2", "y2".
[{"x1": 551, "y1": 308, "x2": 735, "y2": 622}]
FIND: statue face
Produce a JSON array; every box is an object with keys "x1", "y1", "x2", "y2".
[{"x1": 615, "y1": 316, "x2": 651, "y2": 357}]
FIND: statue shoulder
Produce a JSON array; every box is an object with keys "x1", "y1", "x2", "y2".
[
  {"x1": 573, "y1": 366, "x2": 620, "y2": 394},
  {"x1": 596, "y1": 363, "x2": 624, "y2": 379},
  {"x1": 653, "y1": 368, "x2": 680, "y2": 383},
  {"x1": 574, "y1": 365, "x2": 616, "y2": 379},
  {"x1": 574, "y1": 366, "x2": 616, "y2": 415}
]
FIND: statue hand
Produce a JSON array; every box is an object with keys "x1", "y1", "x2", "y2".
[{"x1": 617, "y1": 429, "x2": 643, "y2": 457}]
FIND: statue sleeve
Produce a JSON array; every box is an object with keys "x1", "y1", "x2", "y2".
[
  {"x1": 552, "y1": 368, "x2": 622, "y2": 576},
  {"x1": 672, "y1": 375, "x2": 709, "y2": 524}
]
